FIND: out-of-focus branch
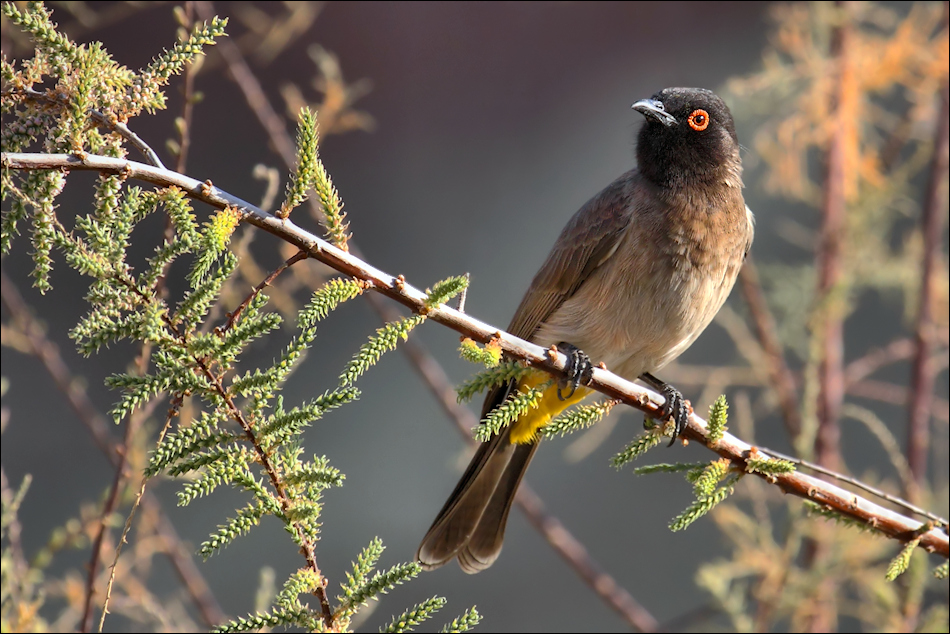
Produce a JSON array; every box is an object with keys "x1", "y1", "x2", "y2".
[
  {"x1": 806, "y1": 8, "x2": 854, "y2": 628},
  {"x1": 0, "y1": 269, "x2": 227, "y2": 628},
  {"x1": 907, "y1": 69, "x2": 949, "y2": 491},
  {"x1": 80, "y1": 384, "x2": 139, "y2": 634},
  {"x1": 193, "y1": 1, "x2": 296, "y2": 163},
  {"x1": 738, "y1": 259, "x2": 802, "y2": 439},
  {"x1": 813, "y1": 3, "x2": 851, "y2": 473},
  {"x1": 5, "y1": 151, "x2": 947, "y2": 559},
  {"x1": 173, "y1": 1, "x2": 198, "y2": 175}
]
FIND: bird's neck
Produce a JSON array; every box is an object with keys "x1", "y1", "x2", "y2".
[{"x1": 637, "y1": 145, "x2": 743, "y2": 192}]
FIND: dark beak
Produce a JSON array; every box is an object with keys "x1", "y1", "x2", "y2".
[{"x1": 632, "y1": 98, "x2": 677, "y2": 127}]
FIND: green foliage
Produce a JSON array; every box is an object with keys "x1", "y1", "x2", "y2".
[
  {"x1": 456, "y1": 361, "x2": 530, "y2": 402},
  {"x1": 314, "y1": 144, "x2": 349, "y2": 249},
  {"x1": 198, "y1": 502, "x2": 269, "y2": 558},
  {"x1": 339, "y1": 314, "x2": 426, "y2": 386},
  {"x1": 1, "y1": 2, "x2": 85, "y2": 68},
  {"x1": 689, "y1": 459, "x2": 730, "y2": 498},
  {"x1": 934, "y1": 561, "x2": 949, "y2": 580},
  {"x1": 706, "y1": 395, "x2": 728, "y2": 444},
  {"x1": 424, "y1": 275, "x2": 469, "y2": 309},
  {"x1": 885, "y1": 538, "x2": 919, "y2": 581},
  {"x1": 212, "y1": 608, "x2": 312, "y2": 634},
  {"x1": 610, "y1": 428, "x2": 664, "y2": 468},
  {"x1": 134, "y1": 16, "x2": 229, "y2": 113},
  {"x1": 475, "y1": 382, "x2": 547, "y2": 442},
  {"x1": 2, "y1": 5, "x2": 476, "y2": 630},
  {"x1": 338, "y1": 554, "x2": 421, "y2": 620},
  {"x1": 190, "y1": 207, "x2": 241, "y2": 286},
  {"x1": 338, "y1": 537, "x2": 386, "y2": 617},
  {"x1": 257, "y1": 388, "x2": 360, "y2": 449},
  {"x1": 744, "y1": 455, "x2": 796, "y2": 476},
  {"x1": 458, "y1": 337, "x2": 503, "y2": 368},
  {"x1": 542, "y1": 398, "x2": 619, "y2": 438},
  {"x1": 803, "y1": 501, "x2": 876, "y2": 532},
  {"x1": 279, "y1": 107, "x2": 320, "y2": 218},
  {"x1": 669, "y1": 482, "x2": 736, "y2": 532},
  {"x1": 381, "y1": 596, "x2": 446, "y2": 633},
  {"x1": 440, "y1": 607, "x2": 482, "y2": 633},
  {"x1": 299, "y1": 277, "x2": 365, "y2": 328},
  {"x1": 629, "y1": 462, "x2": 710, "y2": 476}
]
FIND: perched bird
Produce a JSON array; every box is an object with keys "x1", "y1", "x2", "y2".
[{"x1": 417, "y1": 87, "x2": 754, "y2": 573}]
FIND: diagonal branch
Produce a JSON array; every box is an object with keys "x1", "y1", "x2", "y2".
[{"x1": 4, "y1": 151, "x2": 947, "y2": 559}]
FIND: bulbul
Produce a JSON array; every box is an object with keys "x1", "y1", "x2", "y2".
[{"x1": 417, "y1": 87, "x2": 754, "y2": 573}]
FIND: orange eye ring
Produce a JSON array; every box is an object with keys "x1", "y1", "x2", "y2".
[{"x1": 687, "y1": 109, "x2": 710, "y2": 131}]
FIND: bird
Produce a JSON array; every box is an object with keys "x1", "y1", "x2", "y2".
[{"x1": 417, "y1": 87, "x2": 754, "y2": 574}]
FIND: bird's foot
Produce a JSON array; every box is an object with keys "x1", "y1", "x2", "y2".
[
  {"x1": 554, "y1": 342, "x2": 593, "y2": 400},
  {"x1": 641, "y1": 373, "x2": 691, "y2": 446}
]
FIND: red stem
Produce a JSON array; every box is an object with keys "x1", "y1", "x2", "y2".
[
  {"x1": 814, "y1": 2, "x2": 850, "y2": 472},
  {"x1": 907, "y1": 67, "x2": 949, "y2": 491}
]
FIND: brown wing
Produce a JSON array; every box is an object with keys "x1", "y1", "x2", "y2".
[
  {"x1": 506, "y1": 170, "x2": 639, "y2": 342},
  {"x1": 479, "y1": 170, "x2": 639, "y2": 419}
]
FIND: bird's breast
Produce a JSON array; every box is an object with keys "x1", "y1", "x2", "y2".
[{"x1": 532, "y1": 194, "x2": 750, "y2": 380}]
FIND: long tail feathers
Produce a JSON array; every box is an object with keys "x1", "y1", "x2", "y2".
[{"x1": 416, "y1": 429, "x2": 538, "y2": 573}]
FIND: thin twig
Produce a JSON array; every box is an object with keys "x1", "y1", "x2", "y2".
[
  {"x1": 758, "y1": 446, "x2": 947, "y2": 527},
  {"x1": 907, "y1": 67, "x2": 949, "y2": 490},
  {"x1": 845, "y1": 338, "x2": 917, "y2": 384},
  {"x1": 850, "y1": 379, "x2": 949, "y2": 422},
  {"x1": 194, "y1": 1, "x2": 296, "y2": 164},
  {"x1": 224, "y1": 249, "x2": 308, "y2": 331},
  {"x1": 80, "y1": 393, "x2": 137, "y2": 633},
  {"x1": 98, "y1": 403, "x2": 178, "y2": 634},
  {"x1": 805, "y1": 8, "x2": 854, "y2": 628},
  {"x1": 666, "y1": 362, "x2": 950, "y2": 422},
  {"x1": 0, "y1": 270, "x2": 226, "y2": 627},
  {"x1": 5, "y1": 151, "x2": 946, "y2": 558}
]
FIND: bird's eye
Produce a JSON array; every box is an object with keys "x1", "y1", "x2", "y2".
[{"x1": 687, "y1": 109, "x2": 710, "y2": 131}]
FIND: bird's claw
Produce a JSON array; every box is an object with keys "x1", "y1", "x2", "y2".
[
  {"x1": 555, "y1": 342, "x2": 593, "y2": 400},
  {"x1": 657, "y1": 383, "x2": 690, "y2": 446},
  {"x1": 640, "y1": 373, "x2": 691, "y2": 446}
]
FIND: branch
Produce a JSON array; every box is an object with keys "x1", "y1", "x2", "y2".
[
  {"x1": 224, "y1": 248, "x2": 308, "y2": 331},
  {"x1": 813, "y1": 2, "x2": 851, "y2": 471},
  {"x1": 4, "y1": 151, "x2": 947, "y2": 560},
  {"x1": 738, "y1": 260, "x2": 802, "y2": 438},
  {"x1": 907, "y1": 69, "x2": 949, "y2": 489},
  {"x1": 3, "y1": 87, "x2": 167, "y2": 169}
]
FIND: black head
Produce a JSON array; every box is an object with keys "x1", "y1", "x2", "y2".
[{"x1": 632, "y1": 87, "x2": 741, "y2": 189}]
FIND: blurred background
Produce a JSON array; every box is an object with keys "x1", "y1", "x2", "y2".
[{"x1": 2, "y1": 2, "x2": 948, "y2": 632}]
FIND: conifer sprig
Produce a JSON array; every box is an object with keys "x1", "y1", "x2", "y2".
[{"x1": 279, "y1": 107, "x2": 319, "y2": 219}]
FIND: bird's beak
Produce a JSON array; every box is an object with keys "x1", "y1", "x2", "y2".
[{"x1": 632, "y1": 98, "x2": 677, "y2": 127}]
